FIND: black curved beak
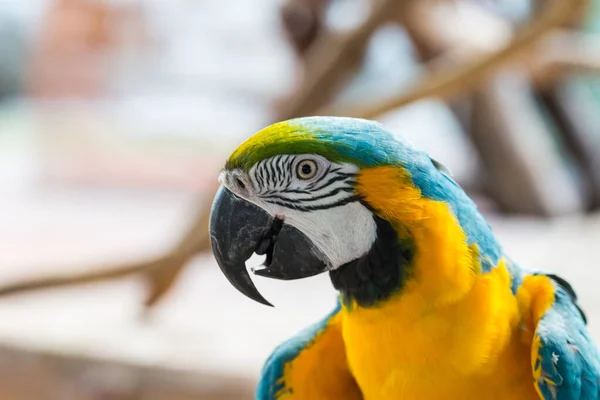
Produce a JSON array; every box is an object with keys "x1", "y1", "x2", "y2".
[{"x1": 209, "y1": 186, "x2": 329, "y2": 306}]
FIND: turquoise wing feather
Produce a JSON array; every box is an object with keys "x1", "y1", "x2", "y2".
[
  {"x1": 533, "y1": 274, "x2": 600, "y2": 399},
  {"x1": 256, "y1": 299, "x2": 344, "y2": 400}
]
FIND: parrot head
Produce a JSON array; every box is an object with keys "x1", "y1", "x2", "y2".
[{"x1": 209, "y1": 116, "x2": 501, "y2": 306}]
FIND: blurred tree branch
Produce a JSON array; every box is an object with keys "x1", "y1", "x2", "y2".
[
  {"x1": 320, "y1": 0, "x2": 590, "y2": 118},
  {"x1": 276, "y1": 0, "x2": 408, "y2": 120},
  {"x1": 0, "y1": 190, "x2": 213, "y2": 309}
]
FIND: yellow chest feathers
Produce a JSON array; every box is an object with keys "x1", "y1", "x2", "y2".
[{"x1": 340, "y1": 260, "x2": 538, "y2": 400}]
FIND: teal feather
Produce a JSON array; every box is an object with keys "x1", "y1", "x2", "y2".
[
  {"x1": 532, "y1": 274, "x2": 600, "y2": 399},
  {"x1": 256, "y1": 299, "x2": 342, "y2": 400}
]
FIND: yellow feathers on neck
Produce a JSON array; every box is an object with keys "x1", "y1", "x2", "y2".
[{"x1": 356, "y1": 166, "x2": 479, "y2": 307}]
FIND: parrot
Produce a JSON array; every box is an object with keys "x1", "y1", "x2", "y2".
[{"x1": 208, "y1": 116, "x2": 600, "y2": 400}]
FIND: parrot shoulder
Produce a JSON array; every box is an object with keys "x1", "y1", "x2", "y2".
[
  {"x1": 256, "y1": 298, "x2": 362, "y2": 400},
  {"x1": 520, "y1": 272, "x2": 600, "y2": 399}
]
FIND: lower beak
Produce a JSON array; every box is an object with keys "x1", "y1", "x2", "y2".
[{"x1": 209, "y1": 186, "x2": 329, "y2": 306}]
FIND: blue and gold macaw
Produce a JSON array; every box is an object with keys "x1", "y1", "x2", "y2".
[{"x1": 209, "y1": 116, "x2": 600, "y2": 399}]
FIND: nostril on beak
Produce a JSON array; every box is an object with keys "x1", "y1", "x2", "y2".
[{"x1": 236, "y1": 177, "x2": 246, "y2": 190}]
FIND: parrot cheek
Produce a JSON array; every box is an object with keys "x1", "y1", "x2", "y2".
[{"x1": 209, "y1": 186, "x2": 329, "y2": 306}]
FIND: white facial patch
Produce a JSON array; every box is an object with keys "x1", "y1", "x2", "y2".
[
  {"x1": 221, "y1": 155, "x2": 378, "y2": 269},
  {"x1": 278, "y1": 201, "x2": 377, "y2": 269}
]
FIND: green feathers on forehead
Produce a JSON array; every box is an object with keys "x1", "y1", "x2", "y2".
[{"x1": 225, "y1": 117, "x2": 405, "y2": 171}]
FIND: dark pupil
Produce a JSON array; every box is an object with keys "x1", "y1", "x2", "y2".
[{"x1": 301, "y1": 164, "x2": 312, "y2": 176}]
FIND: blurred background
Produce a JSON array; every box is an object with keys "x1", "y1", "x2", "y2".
[{"x1": 0, "y1": 0, "x2": 599, "y2": 398}]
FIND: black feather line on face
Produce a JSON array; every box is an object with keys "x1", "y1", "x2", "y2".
[
  {"x1": 260, "y1": 186, "x2": 355, "y2": 204},
  {"x1": 307, "y1": 173, "x2": 356, "y2": 192},
  {"x1": 283, "y1": 156, "x2": 294, "y2": 189},
  {"x1": 256, "y1": 167, "x2": 266, "y2": 188},
  {"x1": 276, "y1": 156, "x2": 289, "y2": 187},
  {"x1": 264, "y1": 195, "x2": 361, "y2": 212},
  {"x1": 266, "y1": 159, "x2": 277, "y2": 187},
  {"x1": 274, "y1": 158, "x2": 282, "y2": 187},
  {"x1": 279, "y1": 188, "x2": 312, "y2": 195}
]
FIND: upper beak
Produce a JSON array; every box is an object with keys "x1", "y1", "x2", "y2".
[{"x1": 209, "y1": 186, "x2": 329, "y2": 306}]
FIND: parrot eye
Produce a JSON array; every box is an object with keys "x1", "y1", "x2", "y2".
[{"x1": 296, "y1": 159, "x2": 318, "y2": 180}]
